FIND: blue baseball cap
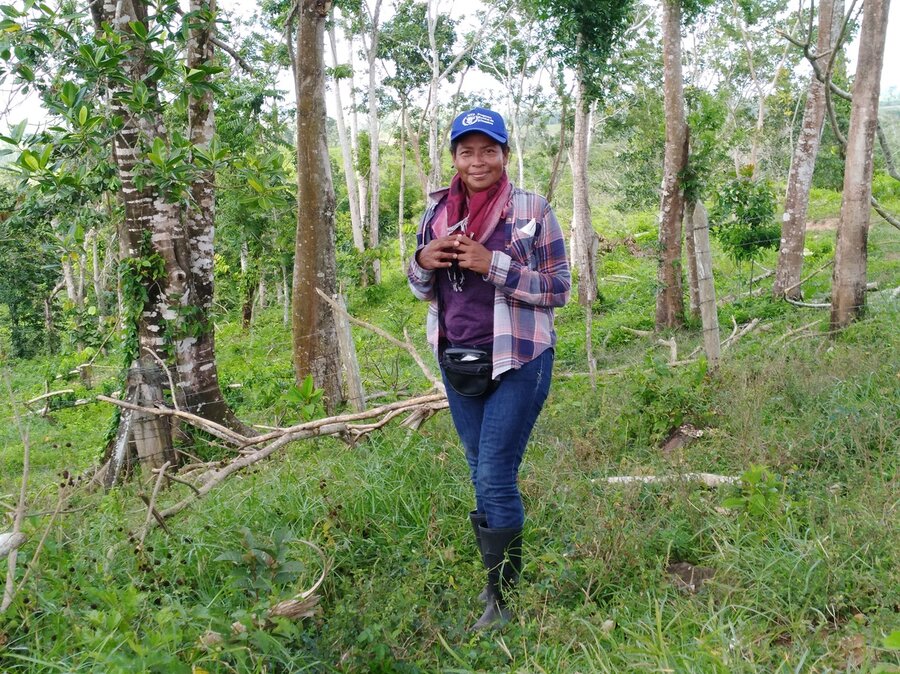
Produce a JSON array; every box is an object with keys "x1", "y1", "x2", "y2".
[{"x1": 450, "y1": 107, "x2": 508, "y2": 145}]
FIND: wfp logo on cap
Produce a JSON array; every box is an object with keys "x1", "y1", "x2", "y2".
[{"x1": 462, "y1": 112, "x2": 495, "y2": 127}]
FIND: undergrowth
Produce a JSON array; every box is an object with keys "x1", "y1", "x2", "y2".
[{"x1": 0, "y1": 205, "x2": 898, "y2": 673}]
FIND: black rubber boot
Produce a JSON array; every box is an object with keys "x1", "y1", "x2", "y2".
[
  {"x1": 468, "y1": 511, "x2": 492, "y2": 603},
  {"x1": 469, "y1": 525, "x2": 522, "y2": 631}
]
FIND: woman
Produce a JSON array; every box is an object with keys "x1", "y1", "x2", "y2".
[{"x1": 407, "y1": 107, "x2": 571, "y2": 629}]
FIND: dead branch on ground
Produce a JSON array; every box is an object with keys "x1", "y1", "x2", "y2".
[{"x1": 596, "y1": 473, "x2": 739, "y2": 488}]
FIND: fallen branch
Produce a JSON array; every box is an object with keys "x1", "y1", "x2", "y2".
[
  {"x1": 657, "y1": 337, "x2": 678, "y2": 364},
  {"x1": 241, "y1": 393, "x2": 447, "y2": 449},
  {"x1": 621, "y1": 326, "x2": 654, "y2": 337},
  {"x1": 25, "y1": 389, "x2": 75, "y2": 406},
  {"x1": 0, "y1": 533, "x2": 26, "y2": 561},
  {"x1": 722, "y1": 318, "x2": 760, "y2": 350},
  {"x1": 786, "y1": 298, "x2": 830, "y2": 309},
  {"x1": 774, "y1": 319, "x2": 823, "y2": 345},
  {"x1": 126, "y1": 394, "x2": 450, "y2": 524},
  {"x1": 97, "y1": 395, "x2": 247, "y2": 447},
  {"x1": 596, "y1": 473, "x2": 739, "y2": 488}
]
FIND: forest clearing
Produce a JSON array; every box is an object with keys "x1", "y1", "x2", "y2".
[{"x1": 1, "y1": 0, "x2": 899, "y2": 671}]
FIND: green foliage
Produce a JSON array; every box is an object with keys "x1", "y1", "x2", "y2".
[
  {"x1": 721, "y1": 464, "x2": 793, "y2": 520},
  {"x1": 621, "y1": 356, "x2": 709, "y2": 446},
  {"x1": 528, "y1": 0, "x2": 636, "y2": 100},
  {"x1": 284, "y1": 374, "x2": 325, "y2": 422},
  {"x1": 214, "y1": 527, "x2": 312, "y2": 602},
  {"x1": 709, "y1": 169, "x2": 780, "y2": 264}
]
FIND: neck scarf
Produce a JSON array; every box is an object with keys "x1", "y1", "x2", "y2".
[{"x1": 435, "y1": 172, "x2": 512, "y2": 243}]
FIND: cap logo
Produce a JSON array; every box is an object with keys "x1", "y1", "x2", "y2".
[{"x1": 462, "y1": 112, "x2": 495, "y2": 127}]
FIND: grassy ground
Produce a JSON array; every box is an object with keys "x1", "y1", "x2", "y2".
[{"x1": 0, "y1": 200, "x2": 898, "y2": 673}]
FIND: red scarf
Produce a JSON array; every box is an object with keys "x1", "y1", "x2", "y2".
[{"x1": 438, "y1": 172, "x2": 511, "y2": 243}]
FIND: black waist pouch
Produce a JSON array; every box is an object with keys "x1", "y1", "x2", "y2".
[{"x1": 441, "y1": 346, "x2": 497, "y2": 397}]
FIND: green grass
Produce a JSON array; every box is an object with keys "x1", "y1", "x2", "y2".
[{"x1": 1, "y1": 193, "x2": 898, "y2": 672}]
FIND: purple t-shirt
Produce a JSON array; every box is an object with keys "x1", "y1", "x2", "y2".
[{"x1": 434, "y1": 223, "x2": 506, "y2": 347}]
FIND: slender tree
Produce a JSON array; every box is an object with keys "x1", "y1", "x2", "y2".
[
  {"x1": 656, "y1": 0, "x2": 688, "y2": 329},
  {"x1": 774, "y1": 0, "x2": 843, "y2": 299},
  {"x1": 288, "y1": 0, "x2": 344, "y2": 410},
  {"x1": 831, "y1": 0, "x2": 891, "y2": 328}
]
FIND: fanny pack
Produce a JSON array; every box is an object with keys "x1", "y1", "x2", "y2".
[{"x1": 441, "y1": 346, "x2": 497, "y2": 397}]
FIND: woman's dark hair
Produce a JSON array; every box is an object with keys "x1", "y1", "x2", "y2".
[{"x1": 450, "y1": 136, "x2": 510, "y2": 156}]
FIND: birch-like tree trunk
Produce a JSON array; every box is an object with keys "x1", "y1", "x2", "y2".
[
  {"x1": 89, "y1": 227, "x2": 105, "y2": 317},
  {"x1": 774, "y1": 0, "x2": 842, "y2": 299},
  {"x1": 61, "y1": 254, "x2": 83, "y2": 308},
  {"x1": 656, "y1": 0, "x2": 687, "y2": 330},
  {"x1": 328, "y1": 20, "x2": 364, "y2": 252},
  {"x1": 292, "y1": 0, "x2": 344, "y2": 411},
  {"x1": 364, "y1": 0, "x2": 383, "y2": 283},
  {"x1": 347, "y1": 42, "x2": 368, "y2": 243},
  {"x1": 179, "y1": 0, "x2": 249, "y2": 430},
  {"x1": 831, "y1": 0, "x2": 891, "y2": 328},
  {"x1": 398, "y1": 103, "x2": 408, "y2": 265},
  {"x1": 90, "y1": 0, "x2": 248, "y2": 450},
  {"x1": 572, "y1": 72, "x2": 597, "y2": 307}
]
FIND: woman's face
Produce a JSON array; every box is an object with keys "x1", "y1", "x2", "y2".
[{"x1": 451, "y1": 133, "x2": 508, "y2": 193}]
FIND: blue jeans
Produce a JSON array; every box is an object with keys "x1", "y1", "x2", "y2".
[{"x1": 442, "y1": 348, "x2": 554, "y2": 529}]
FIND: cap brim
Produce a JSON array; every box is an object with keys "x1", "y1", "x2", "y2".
[{"x1": 450, "y1": 128, "x2": 508, "y2": 145}]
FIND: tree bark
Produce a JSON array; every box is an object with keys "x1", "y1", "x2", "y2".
[
  {"x1": 180, "y1": 0, "x2": 250, "y2": 431},
  {"x1": 684, "y1": 200, "x2": 700, "y2": 318},
  {"x1": 774, "y1": 0, "x2": 842, "y2": 299},
  {"x1": 328, "y1": 19, "x2": 365, "y2": 253},
  {"x1": 398, "y1": 102, "x2": 408, "y2": 265},
  {"x1": 90, "y1": 0, "x2": 249, "y2": 454},
  {"x1": 365, "y1": 0, "x2": 383, "y2": 284},
  {"x1": 692, "y1": 202, "x2": 720, "y2": 369},
  {"x1": 656, "y1": 0, "x2": 687, "y2": 330},
  {"x1": 293, "y1": 0, "x2": 344, "y2": 411},
  {"x1": 831, "y1": 0, "x2": 890, "y2": 329},
  {"x1": 572, "y1": 71, "x2": 597, "y2": 307}
]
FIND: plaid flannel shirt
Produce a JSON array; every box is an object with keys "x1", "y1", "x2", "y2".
[{"x1": 407, "y1": 185, "x2": 571, "y2": 378}]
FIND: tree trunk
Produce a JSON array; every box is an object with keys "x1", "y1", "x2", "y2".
[
  {"x1": 831, "y1": 0, "x2": 890, "y2": 329},
  {"x1": 366, "y1": 0, "x2": 383, "y2": 284},
  {"x1": 684, "y1": 200, "x2": 700, "y2": 318},
  {"x1": 177, "y1": 0, "x2": 250, "y2": 432},
  {"x1": 572, "y1": 72, "x2": 597, "y2": 307},
  {"x1": 91, "y1": 0, "x2": 249, "y2": 452},
  {"x1": 692, "y1": 202, "x2": 720, "y2": 369},
  {"x1": 398, "y1": 102, "x2": 408, "y2": 265},
  {"x1": 329, "y1": 20, "x2": 365, "y2": 253},
  {"x1": 293, "y1": 0, "x2": 344, "y2": 412},
  {"x1": 774, "y1": 0, "x2": 842, "y2": 299},
  {"x1": 90, "y1": 227, "x2": 105, "y2": 317},
  {"x1": 258, "y1": 274, "x2": 267, "y2": 310},
  {"x1": 61, "y1": 254, "x2": 83, "y2": 309},
  {"x1": 545, "y1": 80, "x2": 567, "y2": 204},
  {"x1": 426, "y1": 0, "x2": 443, "y2": 192},
  {"x1": 347, "y1": 43, "x2": 368, "y2": 245},
  {"x1": 656, "y1": 0, "x2": 687, "y2": 330},
  {"x1": 282, "y1": 264, "x2": 291, "y2": 327}
]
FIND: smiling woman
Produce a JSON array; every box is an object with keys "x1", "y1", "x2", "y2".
[{"x1": 407, "y1": 106, "x2": 571, "y2": 631}]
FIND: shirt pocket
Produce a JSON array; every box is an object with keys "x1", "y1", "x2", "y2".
[{"x1": 509, "y1": 218, "x2": 539, "y2": 268}]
